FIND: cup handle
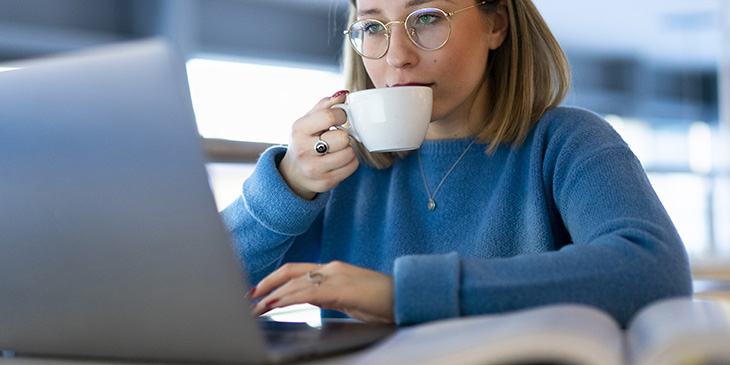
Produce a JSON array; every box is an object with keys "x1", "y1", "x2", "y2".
[{"x1": 330, "y1": 104, "x2": 361, "y2": 142}]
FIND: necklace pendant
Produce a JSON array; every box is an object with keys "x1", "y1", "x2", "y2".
[{"x1": 427, "y1": 199, "x2": 437, "y2": 211}]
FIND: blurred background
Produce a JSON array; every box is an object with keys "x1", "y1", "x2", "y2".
[{"x1": 1, "y1": 0, "x2": 728, "y2": 265}]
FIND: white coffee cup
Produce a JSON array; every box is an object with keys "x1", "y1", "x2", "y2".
[{"x1": 331, "y1": 86, "x2": 433, "y2": 152}]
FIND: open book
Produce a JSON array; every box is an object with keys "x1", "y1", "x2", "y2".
[{"x1": 353, "y1": 297, "x2": 730, "y2": 365}]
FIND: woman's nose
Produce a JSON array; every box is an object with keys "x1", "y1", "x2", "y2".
[{"x1": 386, "y1": 26, "x2": 419, "y2": 68}]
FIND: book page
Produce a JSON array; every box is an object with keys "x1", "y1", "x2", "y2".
[
  {"x1": 352, "y1": 304, "x2": 623, "y2": 365},
  {"x1": 626, "y1": 298, "x2": 730, "y2": 365}
]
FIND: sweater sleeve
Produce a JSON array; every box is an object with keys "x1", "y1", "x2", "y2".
[
  {"x1": 220, "y1": 146, "x2": 329, "y2": 285},
  {"x1": 393, "y1": 252, "x2": 461, "y2": 324},
  {"x1": 392, "y1": 109, "x2": 693, "y2": 326}
]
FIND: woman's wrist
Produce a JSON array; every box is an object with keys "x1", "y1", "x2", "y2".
[{"x1": 278, "y1": 154, "x2": 317, "y2": 200}]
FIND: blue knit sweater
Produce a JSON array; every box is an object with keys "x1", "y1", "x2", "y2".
[{"x1": 221, "y1": 106, "x2": 692, "y2": 326}]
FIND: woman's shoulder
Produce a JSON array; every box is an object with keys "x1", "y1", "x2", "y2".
[
  {"x1": 540, "y1": 106, "x2": 609, "y2": 130},
  {"x1": 528, "y1": 106, "x2": 634, "y2": 165},
  {"x1": 533, "y1": 106, "x2": 626, "y2": 147}
]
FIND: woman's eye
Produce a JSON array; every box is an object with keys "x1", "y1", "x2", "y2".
[
  {"x1": 415, "y1": 13, "x2": 442, "y2": 26},
  {"x1": 363, "y1": 22, "x2": 386, "y2": 35}
]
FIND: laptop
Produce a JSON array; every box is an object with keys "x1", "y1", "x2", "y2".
[{"x1": 0, "y1": 39, "x2": 393, "y2": 364}]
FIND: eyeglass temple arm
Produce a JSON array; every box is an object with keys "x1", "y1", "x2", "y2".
[
  {"x1": 343, "y1": 0, "x2": 489, "y2": 34},
  {"x1": 448, "y1": 0, "x2": 488, "y2": 16}
]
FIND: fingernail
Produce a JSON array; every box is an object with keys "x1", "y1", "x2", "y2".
[
  {"x1": 331, "y1": 90, "x2": 350, "y2": 98},
  {"x1": 266, "y1": 298, "x2": 280, "y2": 309},
  {"x1": 246, "y1": 287, "x2": 256, "y2": 298}
]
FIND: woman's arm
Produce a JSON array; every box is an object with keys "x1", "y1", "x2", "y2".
[
  {"x1": 221, "y1": 147, "x2": 329, "y2": 285},
  {"x1": 222, "y1": 91, "x2": 356, "y2": 285},
  {"x1": 394, "y1": 111, "x2": 693, "y2": 326}
]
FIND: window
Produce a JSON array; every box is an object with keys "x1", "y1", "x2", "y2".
[
  {"x1": 534, "y1": 0, "x2": 729, "y2": 260},
  {"x1": 186, "y1": 58, "x2": 344, "y2": 144}
]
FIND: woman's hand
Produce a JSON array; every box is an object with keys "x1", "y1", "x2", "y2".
[
  {"x1": 278, "y1": 91, "x2": 359, "y2": 200},
  {"x1": 250, "y1": 261, "x2": 395, "y2": 324}
]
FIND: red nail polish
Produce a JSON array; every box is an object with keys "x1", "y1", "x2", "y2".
[
  {"x1": 247, "y1": 287, "x2": 256, "y2": 298},
  {"x1": 331, "y1": 90, "x2": 350, "y2": 98},
  {"x1": 266, "y1": 298, "x2": 280, "y2": 309}
]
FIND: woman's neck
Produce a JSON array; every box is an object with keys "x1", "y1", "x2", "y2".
[
  {"x1": 425, "y1": 82, "x2": 488, "y2": 141},
  {"x1": 425, "y1": 120, "x2": 478, "y2": 140}
]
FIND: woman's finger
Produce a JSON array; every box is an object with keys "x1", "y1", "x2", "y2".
[
  {"x1": 305, "y1": 93, "x2": 348, "y2": 133},
  {"x1": 251, "y1": 272, "x2": 323, "y2": 316},
  {"x1": 250, "y1": 263, "x2": 320, "y2": 299},
  {"x1": 315, "y1": 129, "x2": 351, "y2": 155}
]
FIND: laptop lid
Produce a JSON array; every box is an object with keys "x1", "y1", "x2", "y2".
[{"x1": 0, "y1": 39, "x2": 270, "y2": 364}]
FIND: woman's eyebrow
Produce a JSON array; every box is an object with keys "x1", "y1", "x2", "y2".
[
  {"x1": 357, "y1": 8, "x2": 381, "y2": 17},
  {"x1": 358, "y1": 0, "x2": 450, "y2": 17},
  {"x1": 405, "y1": 0, "x2": 436, "y2": 7}
]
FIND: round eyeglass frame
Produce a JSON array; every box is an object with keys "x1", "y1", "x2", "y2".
[{"x1": 344, "y1": 1, "x2": 489, "y2": 60}]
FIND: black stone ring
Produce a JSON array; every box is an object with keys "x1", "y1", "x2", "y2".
[{"x1": 314, "y1": 136, "x2": 329, "y2": 154}]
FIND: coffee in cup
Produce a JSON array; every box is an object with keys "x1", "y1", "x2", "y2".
[{"x1": 331, "y1": 86, "x2": 432, "y2": 152}]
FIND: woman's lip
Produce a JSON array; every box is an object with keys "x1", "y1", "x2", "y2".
[{"x1": 391, "y1": 83, "x2": 433, "y2": 87}]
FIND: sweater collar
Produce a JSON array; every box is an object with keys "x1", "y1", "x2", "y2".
[{"x1": 418, "y1": 137, "x2": 483, "y2": 156}]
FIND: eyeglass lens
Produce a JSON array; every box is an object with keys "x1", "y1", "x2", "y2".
[{"x1": 348, "y1": 8, "x2": 451, "y2": 59}]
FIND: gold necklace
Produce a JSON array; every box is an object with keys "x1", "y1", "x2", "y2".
[{"x1": 417, "y1": 138, "x2": 477, "y2": 211}]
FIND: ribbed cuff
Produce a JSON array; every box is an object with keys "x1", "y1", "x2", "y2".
[
  {"x1": 242, "y1": 146, "x2": 330, "y2": 235},
  {"x1": 393, "y1": 252, "x2": 461, "y2": 325}
]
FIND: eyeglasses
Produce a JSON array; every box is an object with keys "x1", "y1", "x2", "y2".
[{"x1": 344, "y1": 1, "x2": 489, "y2": 60}]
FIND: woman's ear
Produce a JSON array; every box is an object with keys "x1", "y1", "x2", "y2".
[{"x1": 487, "y1": 0, "x2": 509, "y2": 50}]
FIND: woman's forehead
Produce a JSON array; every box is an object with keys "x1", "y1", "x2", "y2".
[{"x1": 354, "y1": 0, "x2": 460, "y2": 12}]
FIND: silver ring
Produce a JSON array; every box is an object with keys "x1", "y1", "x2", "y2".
[
  {"x1": 314, "y1": 136, "x2": 329, "y2": 154},
  {"x1": 306, "y1": 271, "x2": 325, "y2": 287}
]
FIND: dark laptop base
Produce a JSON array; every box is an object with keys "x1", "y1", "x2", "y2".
[{"x1": 262, "y1": 319, "x2": 394, "y2": 363}]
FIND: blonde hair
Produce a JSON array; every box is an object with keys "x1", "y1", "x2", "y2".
[{"x1": 343, "y1": 0, "x2": 571, "y2": 169}]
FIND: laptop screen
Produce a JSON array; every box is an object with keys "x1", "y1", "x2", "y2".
[{"x1": 0, "y1": 39, "x2": 270, "y2": 363}]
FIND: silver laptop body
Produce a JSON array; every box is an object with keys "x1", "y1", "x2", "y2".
[{"x1": 0, "y1": 39, "x2": 391, "y2": 364}]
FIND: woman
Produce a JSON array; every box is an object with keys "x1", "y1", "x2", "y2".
[{"x1": 223, "y1": 0, "x2": 692, "y2": 326}]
